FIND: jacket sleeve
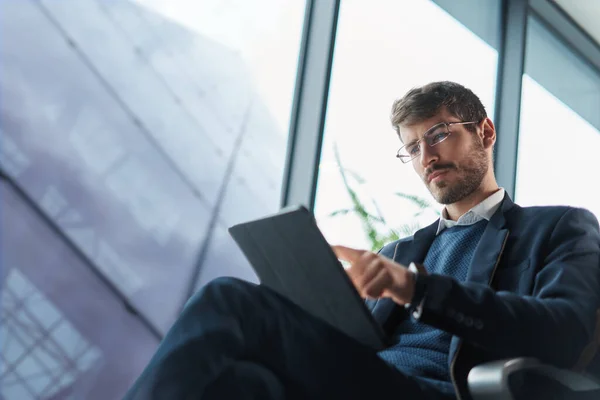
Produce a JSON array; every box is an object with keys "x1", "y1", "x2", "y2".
[{"x1": 416, "y1": 207, "x2": 600, "y2": 368}]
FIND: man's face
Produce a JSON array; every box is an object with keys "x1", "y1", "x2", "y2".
[{"x1": 398, "y1": 109, "x2": 489, "y2": 205}]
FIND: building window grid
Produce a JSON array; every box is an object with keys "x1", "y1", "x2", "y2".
[{"x1": 1, "y1": 269, "x2": 102, "y2": 399}]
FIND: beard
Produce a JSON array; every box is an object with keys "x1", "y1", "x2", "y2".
[{"x1": 424, "y1": 139, "x2": 489, "y2": 205}]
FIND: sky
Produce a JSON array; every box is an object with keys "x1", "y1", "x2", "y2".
[{"x1": 133, "y1": 0, "x2": 305, "y2": 133}]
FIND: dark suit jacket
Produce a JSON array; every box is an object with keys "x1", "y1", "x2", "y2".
[{"x1": 367, "y1": 194, "x2": 600, "y2": 399}]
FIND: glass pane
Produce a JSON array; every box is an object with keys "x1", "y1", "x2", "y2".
[
  {"x1": 432, "y1": 0, "x2": 500, "y2": 49},
  {"x1": 314, "y1": 0, "x2": 499, "y2": 250},
  {"x1": 516, "y1": 16, "x2": 600, "y2": 219},
  {"x1": 0, "y1": 0, "x2": 215, "y2": 334},
  {"x1": 1, "y1": 181, "x2": 159, "y2": 400},
  {"x1": 0, "y1": 0, "x2": 305, "y2": 397}
]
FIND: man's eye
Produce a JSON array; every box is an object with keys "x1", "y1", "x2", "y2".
[
  {"x1": 407, "y1": 146, "x2": 419, "y2": 155},
  {"x1": 430, "y1": 132, "x2": 447, "y2": 144}
]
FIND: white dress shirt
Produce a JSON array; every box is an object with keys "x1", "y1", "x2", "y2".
[{"x1": 436, "y1": 188, "x2": 506, "y2": 235}]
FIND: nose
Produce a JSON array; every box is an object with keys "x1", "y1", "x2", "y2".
[{"x1": 419, "y1": 141, "x2": 439, "y2": 169}]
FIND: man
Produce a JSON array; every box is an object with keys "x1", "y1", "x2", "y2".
[{"x1": 124, "y1": 82, "x2": 600, "y2": 400}]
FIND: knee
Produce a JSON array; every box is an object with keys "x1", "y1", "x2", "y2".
[
  {"x1": 205, "y1": 361, "x2": 285, "y2": 400},
  {"x1": 205, "y1": 276, "x2": 257, "y2": 297},
  {"x1": 182, "y1": 277, "x2": 257, "y2": 313}
]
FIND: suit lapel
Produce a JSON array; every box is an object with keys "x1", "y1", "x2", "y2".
[
  {"x1": 465, "y1": 194, "x2": 512, "y2": 284},
  {"x1": 449, "y1": 193, "x2": 514, "y2": 365},
  {"x1": 395, "y1": 220, "x2": 439, "y2": 266},
  {"x1": 372, "y1": 220, "x2": 439, "y2": 334},
  {"x1": 373, "y1": 193, "x2": 516, "y2": 342}
]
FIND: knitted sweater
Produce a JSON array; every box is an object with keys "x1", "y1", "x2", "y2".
[{"x1": 378, "y1": 219, "x2": 488, "y2": 394}]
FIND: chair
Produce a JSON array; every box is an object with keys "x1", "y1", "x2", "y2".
[
  {"x1": 468, "y1": 358, "x2": 600, "y2": 399},
  {"x1": 469, "y1": 299, "x2": 600, "y2": 399}
]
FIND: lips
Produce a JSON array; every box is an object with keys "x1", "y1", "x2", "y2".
[{"x1": 427, "y1": 169, "x2": 449, "y2": 183}]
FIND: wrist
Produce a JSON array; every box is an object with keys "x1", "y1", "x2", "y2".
[{"x1": 406, "y1": 262, "x2": 428, "y2": 310}]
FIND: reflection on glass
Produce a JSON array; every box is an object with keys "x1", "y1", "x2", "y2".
[
  {"x1": 1, "y1": 135, "x2": 31, "y2": 178},
  {"x1": 314, "y1": 0, "x2": 499, "y2": 250},
  {"x1": 1, "y1": 0, "x2": 304, "y2": 398},
  {"x1": 516, "y1": 18, "x2": 600, "y2": 219},
  {"x1": 1, "y1": 181, "x2": 159, "y2": 399},
  {"x1": 1, "y1": 269, "x2": 102, "y2": 400}
]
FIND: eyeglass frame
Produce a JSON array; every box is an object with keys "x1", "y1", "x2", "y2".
[{"x1": 395, "y1": 120, "x2": 480, "y2": 163}]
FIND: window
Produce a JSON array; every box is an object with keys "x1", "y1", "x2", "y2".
[
  {"x1": 1, "y1": 182, "x2": 158, "y2": 399},
  {"x1": 314, "y1": 0, "x2": 500, "y2": 250},
  {"x1": 0, "y1": 0, "x2": 304, "y2": 397},
  {"x1": 516, "y1": 16, "x2": 600, "y2": 220}
]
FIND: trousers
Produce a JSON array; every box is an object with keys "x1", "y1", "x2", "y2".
[{"x1": 123, "y1": 277, "x2": 450, "y2": 400}]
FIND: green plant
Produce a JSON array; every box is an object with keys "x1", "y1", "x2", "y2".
[{"x1": 328, "y1": 143, "x2": 439, "y2": 252}]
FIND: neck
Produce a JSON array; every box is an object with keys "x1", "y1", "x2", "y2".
[{"x1": 444, "y1": 178, "x2": 500, "y2": 221}]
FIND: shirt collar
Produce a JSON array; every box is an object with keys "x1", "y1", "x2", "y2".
[{"x1": 436, "y1": 188, "x2": 505, "y2": 235}]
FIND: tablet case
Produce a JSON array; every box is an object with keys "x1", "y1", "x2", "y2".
[{"x1": 228, "y1": 205, "x2": 387, "y2": 350}]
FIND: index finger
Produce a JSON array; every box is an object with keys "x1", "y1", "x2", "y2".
[{"x1": 331, "y1": 245, "x2": 365, "y2": 262}]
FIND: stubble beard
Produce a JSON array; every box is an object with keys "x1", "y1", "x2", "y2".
[{"x1": 428, "y1": 141, "x2": 489, "y2": 205}]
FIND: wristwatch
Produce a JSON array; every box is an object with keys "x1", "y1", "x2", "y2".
[{"x1": 404, "y1": 262, "x2": 428, "y2": 319}]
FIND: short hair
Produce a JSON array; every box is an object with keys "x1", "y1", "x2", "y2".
[{"x1": 390, "y1": 81, "x2": 487, "y2": 137}]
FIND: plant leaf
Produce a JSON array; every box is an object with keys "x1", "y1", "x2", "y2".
[
  {"x1": 393, "y1": 192, "x2": 435, "y2": 210},
  {"x1": 327, "y1": 209, "x2": 354, "y2": 217}
]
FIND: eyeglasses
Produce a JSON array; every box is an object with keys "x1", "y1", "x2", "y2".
[{"x1": 396, "y1": 121, "x2": 479, "y2": 163}]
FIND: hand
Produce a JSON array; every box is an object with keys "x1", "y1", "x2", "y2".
[{"x1": 331, "y1": 245, "x2": 416, "y2": 306}]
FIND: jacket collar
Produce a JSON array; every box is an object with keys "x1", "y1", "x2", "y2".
[
  {"x1": 377, "y1": 193, "x2": 516, "y2": 336},
  {"x1": 393, "y1": 219, "x2": 438, "y2": 266},
  {"x1": 395, "y1": 192, "x2": 515, "y2": 265},
  {"x1": 448, "y1": 193, "x2": 515, "y2": 378},
  {"x1": 392, "y1": 192, "x2": 515, "y2": 282},
  {"x1": 465, "y1": 192, "x2": 513, "y2": 283}
]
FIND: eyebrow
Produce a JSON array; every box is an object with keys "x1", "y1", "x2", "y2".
[
  {"x1": 403, "y1": 122, "x2": 442, "y2": 147},
  {"x1": 404, "y1": 138, "x2": 419, "y2": 148}
]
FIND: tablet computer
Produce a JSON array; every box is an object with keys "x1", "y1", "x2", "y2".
[{"x1": 228, "y1": 205, "x2": 387, "y2": 350}]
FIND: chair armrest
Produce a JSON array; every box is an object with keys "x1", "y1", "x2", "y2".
[{"x1": 468, "y1": 357, "x2": 600, "y2": 400}]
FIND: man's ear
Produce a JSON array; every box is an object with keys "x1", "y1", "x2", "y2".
[{"x1": 480, "y1": 117, "x2": 496, "y2": 149}]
